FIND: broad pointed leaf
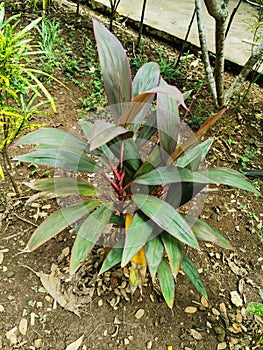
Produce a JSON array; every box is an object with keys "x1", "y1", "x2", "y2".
[
  {"x1": 16, "y1": 128, "x2": 87, "y2": 151},
  {"x1": 135, "y1": 166, "x2": 208, "y2": 185},
  {"x1": 161, "y1": 232, "x2": 182, "y2": 275},
  {"x1": 120, "y1": 84, "x2": 186, "y2": 127},
  {"x1": 17, "y1": 149, "x2": 101, "y2": 173},
  {"x1": 200, "y1": 168, "x2": 260, "y2": 195},
  {"x1": 121, "y1": 212, "x2": 153, "y2": 267},
  {"x1": 33, "y1": 178, "x2": 101, "y2": 196},
  {"x1": 70, "y1": 203, "x2": 114, "y2": 273},
  {"x1": 176, "y1": 138, "x2": 214, "y2": 169},
  {"x1": 185, "y1": 216, "x2": 233, "y2": 249},
  {"x1": 145, "y1": 236, "x2": 164, "y2": 280},
  {"x1": 131, "y1": 62, "x2": 160, "y2": 131},
  {"x1": 157, "y1": 78, "x2": 180, "y2": 155},
  {"x1": 99, "y1": 238, "x2": 124, "y2": 275},
  {"x1": 132, "y1": 62, "x2": 160, "y2": 98},
  {"x1": 90, "y1": 120, "x2": 133, "y2": 151},
  {"x1": 181, "y1": 254, "x2": 207, "y2": 298},
  {"x1": 93, "y1": 18, "x2": 132, "y2": 119},
  {"x1": 157, "y1": 258, "x2": 175, "y2": 309},
  {"x1": 169, "y1": 109, "x2": 226, "y2": 163},
  {"x1": 132, "y1": 194, "x2": 199, "y2": 249},
  {"x1": 27, "y1": 200, "x2": 100, "y2": 251}
]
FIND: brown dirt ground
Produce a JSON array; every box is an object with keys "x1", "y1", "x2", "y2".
[{"x1": 0, "y1": 1, "x2": 262, "y2": 350}]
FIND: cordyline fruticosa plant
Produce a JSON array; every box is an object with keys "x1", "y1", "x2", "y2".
[{"x1": 16, "y1": 19, "x2": 260, "y2": 308}]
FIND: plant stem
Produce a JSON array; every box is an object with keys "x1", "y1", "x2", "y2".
[{"x1": 2, "y1": 148, "x2": 20, "y2": 195}]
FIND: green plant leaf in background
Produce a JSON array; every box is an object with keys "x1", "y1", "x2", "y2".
[
  {"x1": 132, "y1": 194, "x2": 199, "y2": 249},
  {"x1": 145, "y1": 236, "x2": 164, "y2": 281},
  {"x1": 121, "y1": 212, "x2": 153, "y2": 267},
  {"x1": 33, "y1": 178, "x2": 101, "y2": 196},
  {"x1": 181, "y1": 254, "x2": 207, "y2": 298},
  {"x1": 161, "y1": 232, "x2": 182, "y2": 275},
  {"x1": 70, "y1": 203, "x2": 114, "y2": 273},
  {"x1": 27, "y1": 200, "x2": 101, "y2": 251},
  {"x1": 157, "y1": 258, "x2": 175, "y2": 309}
]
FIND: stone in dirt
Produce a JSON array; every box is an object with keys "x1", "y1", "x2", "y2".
[
  {"x1": 184, "y1": 306, "x2": 197, "y2": 314},
  {"x1": 217, "y1": 342, "x2": 227, "y2": 350},
  {"x1": 135, "y1": 308, "x2": 145, "y2": 319},
  {"x1": 230, "y1": 291, "x2": 243, "y2": 307},
  {"x1": 18, "y1": 318, "x2": 28, "y2": 335}
]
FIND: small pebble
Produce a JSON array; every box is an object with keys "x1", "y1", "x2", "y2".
[
  {"x1": 201, "y1": 296, "x2": 209, "y2": 308},
  {"x1": 212, "y1": 308, "x2": 220, "y2": 316},
  {"x1": 217, "y1": 342, "x2": 227, "y2": 350},
  {"x1": 0, "y1": 305, "x2": 4, "y2": 312},
  {"x1": 190, "y1": 329, "x2": 202, "y2": 340},
  {"x1": 135, "y1": 308, "x2": 145, "y2": 319},
  {"x1": 98, "y1": 299, "x2": 103, "y2": 307},
  {"x1": 19, "y1": 318, "x2": 27, "y2": 335},
  {"x1": 124, "y1": 338, "x2": 129, "y2": 345},
  {"x1": 146, "y1": 340, "x2": 153, "y2": 349},
  {"x1": 34, "y1": 338, "x2": 42, "y2": 348},
  {"x1": 230, "y1": 291, "x2": 243, "y2": 307},
  {"x1": 184, "y1": 306, "x2": 197, "y2": 314}
]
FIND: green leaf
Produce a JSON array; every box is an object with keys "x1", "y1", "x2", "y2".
[
  {"x1": 131, "y1": 62, "x2": 160, "y2": 131},
  {"x1": 161, "y1": 232, "x2": 182, "y2": 275},
  {"x1": 135, "y1": 166, "x2": 260, "y2": 196},
  {"x1": 79, "y1": 119, "x2": 93, "y2": 141},
  {"x1": 135, "y1": 166, "x2": 208, "y2": 185},
  {"x1": 99, "y1": 238, "x2": 124, "y2": 275},
  {"x1": 157, "y1": 78, "x2": 180, "y2": 155},
  {"x1": 90, "y1": 120, "x2": 133, "y2": 151},
  {"x1": 70, "y1": 203, "x2": 114, "y2": 273},
  {"x1": 17, "y1": 149, "x2": 101, "y2": 173},
  {"x1": 246, "y1": 302, "x2": 263, "y2": 316},
  {"x1": 132, "y1": 194, "x2": 199, "y2": 249},
  {"x1": 16, "y1": 128, "x2": 87, "y2": 152},
  {"x1": 200, "y1": 168, "x2": 260, "y2": 195},
  {"x1": 157, "y1": 258, "x2": 175, "y2": 309},
  {"x1": 121, "y1": 212, "x2": 153, "y2": 267},
  {"x1": 93, "y1": 18, "x2": 132, "y2": 119},
  {"x1": 33, "y1": 178, "x2": 101, "y2": 196},
  {"x1": 185, "y1": 216, "x2": 233, "y2": 249},
  {"x1": 176, "y1": 139, "x2": 214, "y2": 169},
  {"x1": 145, "y1": 236, "x2": 164, "y2": 280},
  {"x1": 169, "y1": 109, "x2": 226, "y2": 163},
  {"x1": 132, "y1": 62, "x2": 160, "y2": 98},
  {"x1": 181, "y1": 254, "x2": 207, "y2": 298},
  {"x1": 27, "y1": 200, "x2": 100, "y2": 251},
  {"x1": 12, "y1": 17, "x2": 42, "y2": 41}
]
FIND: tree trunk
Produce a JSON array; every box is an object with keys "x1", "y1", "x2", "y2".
[
  {"x1": 195, "y1": 0, "x2": 218, "y2": 104},
  {"x1": 204, "y1": 0, "x2": 228, "y2": 107},
  {"x1": 224, "y1": 39, "x2": 263, "y2": 104}
]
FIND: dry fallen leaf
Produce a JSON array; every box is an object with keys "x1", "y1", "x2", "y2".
[
  {"x1": 65, "y1": 335, "x2": 84, "y2": 350},
  {"x1": 21, "y1": 264, "x2": 80, "y2": 317}
]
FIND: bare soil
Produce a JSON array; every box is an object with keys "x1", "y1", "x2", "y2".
[{"x1": 0, "y1": 2, "x2": 262, "y2": 350}]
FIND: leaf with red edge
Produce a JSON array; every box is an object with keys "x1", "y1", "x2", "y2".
[
  {"x1": 169, "y1": 109, "x2": 226, "y2": 163},
  {"x1": 119, "y1": 84, "x2": 186, "y2": 127},
  {"x1": 93, "y1": 18, "x2": 132, "y2": 119},
  {"x1": 90, "y1": 120, "x2": 133, "y2": 151},
  {"x1": 157, "y1": 78, "x2": 180, "y2": 156}
]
